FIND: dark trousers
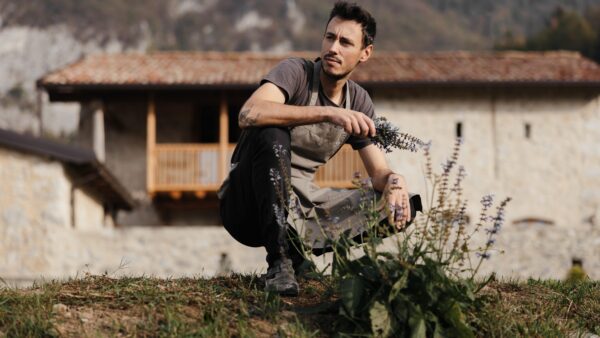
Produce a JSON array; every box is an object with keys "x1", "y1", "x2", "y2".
[
  {"x1": 219, "y1": 127, "x2": 301, "y2": 266},
  {"x1": 220, "y1": 128, "x2": 423, "y2": 267}
]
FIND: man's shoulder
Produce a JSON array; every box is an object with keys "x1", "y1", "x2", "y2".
[
  {"x1": 277, "y1": 57, "x2": 310, "y2": 72},
  {"x1": 347, "y1": 79, "x2": 368, "y2": 96},
  {"x1": 347, "y1": 79, "x2": 373, "y2": 106},
  {"x1": 263, "y1": 57, "x2": 312, "y2": 104}
]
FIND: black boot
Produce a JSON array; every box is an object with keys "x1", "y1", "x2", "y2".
[
  {"x1": 264, "y1": 201, "x2": 299, "y2": 296},
  {"x1": 264, "y1": 232, "x2": 299, "y2": 296},
  {"x1": 264, "y1": 257, "x2": 299, "y2": 296}
]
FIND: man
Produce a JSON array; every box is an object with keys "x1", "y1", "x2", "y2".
[{"x1": 219, "y1": 1, "x2": 420, "y2": 296}]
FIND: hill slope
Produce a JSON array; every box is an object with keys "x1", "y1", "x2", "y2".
[{"x1": 2, "y1": 0, "x2": 600, "y2": 52}]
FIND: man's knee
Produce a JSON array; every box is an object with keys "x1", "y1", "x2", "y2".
[{"x1": 254, "y1": 127, "x2": 291, "y2": 151}]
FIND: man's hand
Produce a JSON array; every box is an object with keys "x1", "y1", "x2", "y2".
[
  {"x1": 383, "y1": 173, "x2": 411, "y2": 229},
  {"x1": 326, "y1": 108, "x2": 376, "y2": 138}
]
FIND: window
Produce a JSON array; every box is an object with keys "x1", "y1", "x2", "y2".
[
  {"x1": 512, "y1": 217, "x2": 554, "y2": 226},
  {"x1": 524, "y1": 123, "x2": 531, "y2": 139},
  {"x1": 455, "y1": 122, "x2": 463, "y2": 138}
]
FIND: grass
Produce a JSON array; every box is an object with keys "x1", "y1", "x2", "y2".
[{"x1": 0, "y1": 274, "x2": 598, "y2": 337}]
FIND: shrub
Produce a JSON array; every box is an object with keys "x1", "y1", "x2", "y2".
[{"x1": 325, "y1": 137, "x2": 510, "y2": 337}]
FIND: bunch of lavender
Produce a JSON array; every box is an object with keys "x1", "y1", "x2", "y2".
[{"x1": 371, "y1": 116, "x2": 424, "y2": 153}]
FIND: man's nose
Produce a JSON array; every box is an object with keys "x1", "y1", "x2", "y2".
[{"x1": 328, "y1": 38, "x2": 340, "y2": 54}]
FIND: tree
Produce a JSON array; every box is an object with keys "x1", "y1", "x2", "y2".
[
  {"x1": 584, "y1": 5, "x2": 600, "y2": 62},
  {"x1": 525, "y1": 7, "x2": 596, "y2": 58}
]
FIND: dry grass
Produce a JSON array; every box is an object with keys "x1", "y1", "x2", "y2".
[{"x1": 0, "y1": 274, "x2": 598, "y2": 337}]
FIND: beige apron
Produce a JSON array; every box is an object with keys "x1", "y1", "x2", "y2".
[{"x1": 287, "y1": 60, "x2": 387, "y2": 248}]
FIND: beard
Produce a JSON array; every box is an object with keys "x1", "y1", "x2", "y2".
[
  {"x1": 322, "y1": 64, "x2": 353, "y2": 80},
  {"x1": 320, "y1": 57, "x2": 361, "y2": 81}
]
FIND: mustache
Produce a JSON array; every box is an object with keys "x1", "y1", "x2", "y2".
[{"x1": 323, "y1": 53, "x2": 341, "y2": 63}]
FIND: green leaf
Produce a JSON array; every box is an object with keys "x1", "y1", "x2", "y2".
[
  {"x1": 370, "y1": 301, "x2": 392, "y2": 337},
  {"x1": 408, "y1": 315, "x2": 426, "y2": 338},
  {"x1": 388, "y1": 270, "x2": 409, "y2": 302},
  {"x1": 340, "y1": 276, "x2": 365, "y2": 318},
  {"x1": 431, "y1": 316, "x2": 444, "y2": 338},
  {"x1": 443, "y1": 302, "x2": 474, "y2": 338}
]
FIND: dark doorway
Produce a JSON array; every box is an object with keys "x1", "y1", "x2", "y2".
[{"x1": 192, "y1": 103, "x2": 219, "y2": 143}]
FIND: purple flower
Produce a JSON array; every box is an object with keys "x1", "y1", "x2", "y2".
[
  {"x1": 457, "y1": 166, "x2": 467, "y2": 179},
  {"x1": 421, "y1": 140, "x2": 432, "y2": 152},
  {"x1": 476, "y1": 252, "x2": 491, "y2": 259},
  {"x1": 481, "y1": 194, "x2": 494, "y2": 208},
  {"x1": 441, "y1": 159, "x2": 455, "y2": 174}
]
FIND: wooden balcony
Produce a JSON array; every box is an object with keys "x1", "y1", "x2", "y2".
[
  {"x1": 145, "y1": 94, "x2": 367, "y2": 198},
  {"x1": 148, "y1": 143, "x2": 367, "y2": 195}
]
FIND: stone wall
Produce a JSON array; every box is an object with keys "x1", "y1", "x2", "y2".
[
  {"x1": 1, "y1": 223, "x2": 269, "y2": 287},
  {"x1": 373, "y1": 87, "x2": 600, "y2": 278},
  {"x1": 0, "y1": 148, "x2": 71, "y2": 278},
  {"x1": 3, "y1": 219, "x2": 599, "y2": 288},
  {"x1": 0, "y1": 148, "x2": 71, "y2": 229},
  {"x1": 73, "y1": 188, "x2": 106, "y2": 232}
]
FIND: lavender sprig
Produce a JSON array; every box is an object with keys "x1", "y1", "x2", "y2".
[{"x1": 371, "y1": 117, "x2": 424, "y2": 153}]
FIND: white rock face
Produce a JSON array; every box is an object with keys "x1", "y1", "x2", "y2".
[
  {"x1": 0, "y1": 24, "x2": 148, "y2": 136},
  {"x1": 235, "y1": 11, "x2": 273, "y2": 32},
  {"x1": 286, "y1": 0, "x2": 306, "y2": 35},
  {"x1": 0, "y1": 105, "x2": 40, "y2": 135}
]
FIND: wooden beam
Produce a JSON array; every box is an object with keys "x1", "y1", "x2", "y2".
[
  {"x1": 147, "y1": 94, "x2": 156, "y2": 196},
  {"x1": 169, "y1": 191, "x2": 182, "y2": 200},
  {"x1": 92, "y1": 100, "x2": 106, "y2": 162},
  {"x1": 218, "y1": 93, "x2": 229, "y2": 183}
]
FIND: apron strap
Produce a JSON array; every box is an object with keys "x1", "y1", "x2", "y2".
[
  {"x1": 308, "y1": 60, "x2": 350, "y2": 109},
  {"x1": 309, "y1": 60, "x2": 320, "y2": 106}
]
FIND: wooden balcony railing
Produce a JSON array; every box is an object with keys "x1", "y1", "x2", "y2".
[
  {"x1": 314, "y1": 145, "x2": 368, "y2": 188},
  {"x1": 151, "y1": 143, "x2": 232, "y2": 192},
  {"x1": 148, "y1": 143, "x2": 368, "y2": 195}
]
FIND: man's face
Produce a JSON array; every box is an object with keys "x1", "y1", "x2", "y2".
[{"x1": 320, "y1": 16, "x2": 372, "y2": 80}]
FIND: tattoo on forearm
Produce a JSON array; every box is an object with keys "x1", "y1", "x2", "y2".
[{"x1": 238, "y1": 105, "x2": 258, "y2": 127}]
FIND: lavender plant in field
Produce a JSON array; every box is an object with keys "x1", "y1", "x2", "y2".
[{"x1": 371, "y1": 116, "x2": 424, "y2": 153}]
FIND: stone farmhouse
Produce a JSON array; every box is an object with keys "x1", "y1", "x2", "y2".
[
  {"x1": 30, "y1": 50, "x2": 600, "y2": 279},
  {"x1": 0, "y1": 127, "x2": 134, "y2": 284}
]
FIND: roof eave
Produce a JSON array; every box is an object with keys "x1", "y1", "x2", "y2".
[
  {"x1": 41, "y1": 80, "x2": 600, "y2": 91},
  {"x1": 0, "y1": 128, "x2": 135, "y2": 211},
  {"x1": 361, "y1": 80, "x2": 600, "y2": 88}
]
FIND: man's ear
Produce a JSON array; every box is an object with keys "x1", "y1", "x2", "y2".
[{"x1": 359, "y1": 44, "x2": 373, "y2": 63}]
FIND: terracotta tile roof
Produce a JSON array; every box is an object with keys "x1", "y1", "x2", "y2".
[{"x1": 38, "y1": 51, "x2": 600, "y2": 88}]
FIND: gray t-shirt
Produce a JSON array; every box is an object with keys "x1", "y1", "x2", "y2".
[{"x1": 261, "y1": 57, "x2": 375, "y2": 150}]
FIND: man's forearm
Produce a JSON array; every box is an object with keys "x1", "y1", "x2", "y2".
[{"x1": 238, "y1": 100, "x2": 329, "y2": 129}]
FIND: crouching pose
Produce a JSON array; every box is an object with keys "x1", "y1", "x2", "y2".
[{"x1": 219, "y1": 1, "x2": 421, "y2": 296}]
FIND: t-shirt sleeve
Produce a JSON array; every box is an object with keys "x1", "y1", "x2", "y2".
[
  {"x1": 260, "y1": 58, "x2": 307, "y2": 104},
  {"x1": 346, "y1": 85, "x2": 376, "y2": 150}
]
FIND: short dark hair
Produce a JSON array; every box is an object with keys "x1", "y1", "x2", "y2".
[{"x1": 327, "y1": 1, "x2": 376, "y2": 48}]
